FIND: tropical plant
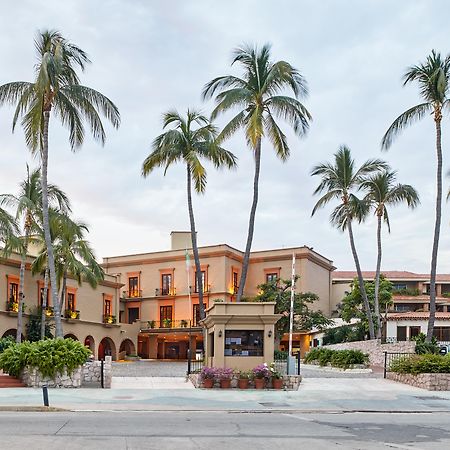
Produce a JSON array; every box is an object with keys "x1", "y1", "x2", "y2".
[
  {"x1": 1, "y1": 166, "x2": 70, "y2": 342},
  {"x1": 390, "y1": 353, "x2": 450, "y2": 375},
  {"x1": 311, "y1": 146, "x2": 388, "y2": 339},
  {"x1": 25, "y1": 307, "x2": 53, "y2": 342},
  {"x1": 361, "y1": 170, "x2": 419, "y2": 338},
  {"x1": 142, "y1": 109, "x2": 236, "y2": 320},
  {"x1": 0, "y1": 30, "x2": 120, "y2": 338},
  {"x1": 381, "y1": 50, "x2": 450, "y2": 342},
  {"x1": 412, "y1": 332, "x2": 440, "y2": 355},
  {"x1": 0, "y1": 336, "x2": 15, "y2": 353},
  {"x1": 202, "y1": 43, "x2": 311, "y2": 302}
]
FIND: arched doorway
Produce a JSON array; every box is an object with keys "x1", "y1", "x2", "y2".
[
  {"x1": 84, "y1": 335, "x2": 95, "y2": 354},
  {"x1": 98, "y1": 337, "x2": 116, "y2": 360},
  {"x1": 2, "y1": 329, "x2": 17, "y2": 338},
  {"x1": 64, "y1": 333, "x2": 78, "y2": 341},
  {"x1": 119, "y1": 338, "x2": 136, "y2": 356}
]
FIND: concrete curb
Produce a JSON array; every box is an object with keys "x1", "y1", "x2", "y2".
[{"x1": 0, "y1": 406, "x2": 67, "y2": 412}]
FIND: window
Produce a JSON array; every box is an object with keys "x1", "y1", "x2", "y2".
[
  {"x1": 232, "y1": 272, "x2": 238, "y2": 294},
  {"x1": 433, "y1": 327, "x2": 450, "y2": 342},
  {"x1": 194, "y1": 271, "x2": 206, "y2": 293},
  {"x1": 160, "y1": 305, "x2": 173, "y2": 327},
  {"x1": 392, "y1": 283, "x2": 407, "y2": 291},
  {"x1": 193, "y1": 304, "x2": 201, "y2": 326},
  {"x1": 265, "y1": 273, "x2": 278, "y2": 283},
  {"x1": 67, "y1": 292, "x2": 76, "y2": 311},
  {"x1": 409, "y1": 326, "x2": 421, "y2": 338},
  {"x1": 128, "y1": 307, "x2": 140, "y2": 324},
  {"x1": 104, "y1": 298, "x2": 111, "y2": 316},
  {"x1": 39, "y1": 287, "x2": 50, "y2": 307},
  {"x1": 128, "y1": 276, "x2": 139, "y2": 297},
  {"x1": 9, "y1": 282, "x2": 19, "y2": 302},
  {"x1": 161, "y1": 274, "x2": 172, "y2": 295},
  {"x1": 397, "y1": 326, "x2": 407, "y2": 341},
  {"x1": 224, "y1": 330, "x2": 264, "y2": 356}
]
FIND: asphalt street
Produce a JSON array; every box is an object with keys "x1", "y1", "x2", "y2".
[{"x1": 1, "y1": 411, "x2": 449, "y2": 449}]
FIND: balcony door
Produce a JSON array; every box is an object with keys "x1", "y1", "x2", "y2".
[
  {"x1": 160, "y1": 305, "x2": 173, "y2": 327},
  {"x1": 161, "y1": 274, "x2": 172, "y2": 295}
]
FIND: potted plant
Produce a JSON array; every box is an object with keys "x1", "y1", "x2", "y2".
[
  {"x1": 162, "y1": 318, "x2": 172, "y2": 328},
  {"x1": 217, "y1": 367, "x2": 233, "y2": 389},
  {"x1": 200, "y1": 367, "x2": 216, "y2": 388},
  {"x1": 238, "y1": 370, "x2": 252, "y2": 389},
  {"x1": 180, "y1": 319, "x2": 188, "y2": 328},
  {"x1": 252, "y1": 363, "x2": 270, "y2": 389},
  {"x1": 148, "y1": 320, "x2": 156, "y2": 329},
  {"x1": 269, "y1": 363, "x2": 283, "y2": 389}
]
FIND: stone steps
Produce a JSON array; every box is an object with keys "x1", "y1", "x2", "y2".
[{"x1": 0, "y1": 374, "x2": 26, "y2": 388}]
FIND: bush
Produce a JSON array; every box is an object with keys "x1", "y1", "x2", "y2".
[
  {"x1": 304, "y1": 347, "x2": 369, "y2": 369},
  {"x1": 0, "y1": 336, "x2": 15, "y2": 353},
  {"x1": 390, "y1": 354, "x2": 450, "y2": 375},
  {"x1": 0, "y1": 338, "x2": 91, "y2": 378},
  {"x1": 274, "y1": 349, "x2": 288, "y2": 360},
  {"x1": 412, "y1": 333, "x2": 440, "y2": 355},
  {"x1": 322, "y1": 325, "x2": 366, "y2": 345}
]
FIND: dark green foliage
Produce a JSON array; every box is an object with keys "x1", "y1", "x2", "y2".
[
  {"x1": 0, "y1": 338, "x2": 91, "y2": 378},
  {"x1": 392, "y1": 288, "x2": 420, "y2": 296},
  {"x1": 25, "y1": 308, "x2": 53, "y2": 342},
  {"x1": 412, "y1": 333, "x2": 440, "y2": 354},
  {"x1": 0, "y1": 336, "x2": 15, "y2": 353},
  {"x1": 274, "y1": 349, "x2": 288, "y2": 359},
  {"x1": 390, "y1": 354, "x2": 450, "y2": 375},
  {"x1": 304, "y1": 348, "x2": 369, "y2": 369},
  {"x1": 322, "y1": 324, "x2": 366, "y2": 345},
  {"x1": 248, "y1": 277, "x2": 332, "y2": 339}
]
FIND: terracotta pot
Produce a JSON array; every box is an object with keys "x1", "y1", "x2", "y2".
[
  {"x1": 238, "y1": 378, "x2": 249, "y2": 389},
  {"x1": 272, "y1": 378, "x2": 283, "y2": 389},
  {"x1": 203, "y1": 378, "x2": 214, "y2": 388},
  {"x1": 254, "y1": 378, "x2": 265, "y2": 389},
  {"x1": 220, "y1": 378, "x2": 231, "y2": 389}
]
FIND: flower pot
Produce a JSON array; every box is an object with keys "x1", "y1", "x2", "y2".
[
  {"x1": 272, "y1": 378, "x2": 283, "y2": 389},
  {"x1": 238, "y1": 378, "x2": 249, "y2": 389},
  {"x1": 220, "y1": 379, "x2": 231, "y2": 389},
  {"x1": 203, "y1": 379, "x2": 214, "y2": 388},
  {"x1": 254, "y1": 378, "x2": 265, "y2": 389}
]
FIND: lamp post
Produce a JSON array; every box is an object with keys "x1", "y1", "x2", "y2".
[{"x1": 287, "y1": 252, "x2": 296, "y2": 375}]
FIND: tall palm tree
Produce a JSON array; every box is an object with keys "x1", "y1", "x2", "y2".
[
  {"x1": 311, "y1": 146, "x2": 388, "y2": 340},
  {"x1": 361, "y1": 170, "x2": 420, "y2": 338},
  {"x1": 1, "y1": 166, "x2": 70, "y2": 342},
  {"x1": 142, "y1": 110, "x2": 236, "y2": 320},
  {"x1": 381, "y1": 50, "x2": 450, "y2": 342},
  {"x1": 202, "y1": 43, "x2": 311, "y2": 302},
  {"x1": 0, "y1": 30, "x2": 120, "y2": 337}
]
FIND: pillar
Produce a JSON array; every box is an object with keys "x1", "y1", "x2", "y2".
[{"x1": 148, "y1": 335, "x2": 158, "y2": 359}]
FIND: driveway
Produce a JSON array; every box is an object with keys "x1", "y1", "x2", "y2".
[{"x1": 112, "y1": 360, "x2": 187, "y2": 377}]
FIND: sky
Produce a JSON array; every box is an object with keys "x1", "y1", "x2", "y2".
[{"x1": 0, "y1": 0, "x2": 450, "y2": 273}]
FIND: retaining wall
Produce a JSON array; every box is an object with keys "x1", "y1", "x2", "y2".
[{"x1": 387, "y1": 372, "x2": 450, "y2": 391}]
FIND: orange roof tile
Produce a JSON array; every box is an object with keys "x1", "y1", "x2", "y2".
[
  {"x1": 333, "y1": 271, "x2": 450, "y2": 282},
  {"x1": 387, "y1": 312, "x2": 450, "y2": 321}
]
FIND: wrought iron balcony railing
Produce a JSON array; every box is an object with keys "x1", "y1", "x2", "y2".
[
  {"x1": 145, "y1": 319, "x2": 201, "y2": 329},
  {"x1": 123, "y1": 289, "x2": 142, "y2": 299},
  {"x1": 155, "y1": 287, "x2": 177, "y2": 297}
]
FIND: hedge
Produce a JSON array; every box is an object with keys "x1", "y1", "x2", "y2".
[
  {"x1": 304, "y1": 347, "x2": 369, "y2": 369},
  {"x1": 0, "y1": 338, "x2": 91, "y2": 378},
  {"x1": 390, "y1": 354, "x2": 450, "y2": 375}
]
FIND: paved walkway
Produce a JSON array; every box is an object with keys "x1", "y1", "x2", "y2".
[
  {"x1": 112, "y1": 360, "x2": 187, "y2": 377},
  {"x1": 1, "y1": 377, "x2": 449, "y2": 412},
  {"x1": 111, "y1": 376, "x2": 194, "y2": 389}
]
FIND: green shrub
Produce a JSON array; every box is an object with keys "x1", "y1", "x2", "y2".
[
  {"x1": 0, "y1": 336, "x2": 15, "y2": 353},
  {"x1": 304, "y1": 347, "x2": 368, "y2": 369},
  {"x1": 274, "y1": 349, "x2": 288, "y2": 359},
  {"x1": 0, "y1": 338, "x2": 91, "y2": 378},
  {"x1": 412, "y1": 333, "x2": 440, "y2": 354},
  {"x1": 390, "y1": 354, "x2": 450, "y2": 375}
]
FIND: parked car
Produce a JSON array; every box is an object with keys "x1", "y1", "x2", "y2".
[{"x1": 439, "y1": 345, "x2": 449, "y2": 355}]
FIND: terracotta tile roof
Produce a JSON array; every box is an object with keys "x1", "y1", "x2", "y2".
[
  {"x1": 387, "y1": 312, "x2": 450, "y2": 321},
  {"x1": 333, "y1": 271, "x2": 450, "y2": 282}
]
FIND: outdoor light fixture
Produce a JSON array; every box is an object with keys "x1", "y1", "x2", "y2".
[
  {"x1": 268, "y1": 330, "x2": 273, "y2": 338},
  {"x1": 218, "y1": 330, "x2": 222, "y2": 338}
]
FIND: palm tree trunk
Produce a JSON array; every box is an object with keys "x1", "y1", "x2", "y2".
[
  {"x1": 347, "y1": 218, "x2": 375, "y2": 339},
  {"x1": 16, "y1": 243, "x2": 27, "y2": 343},
  {"x1": 374, "y1": 214, "x2": 383, "y2": 339},
  {"x1": 59, "y1": 270, "x2": 67, "y2": 316},
  {"x1": 40, "y1": 267, "x2": 49, "y2": 340},
  {"x1": 186, "y1": 166, "x2": 204, "y2": 319},
  {"x1": 426, "y1": 114, "x2": 443, "y2": 342},
  {"x1": 236, "y1": 138, "x2": 261, "y2": 302},
  {"x1": 40, "y1": 110, "x2": 63, "y2": 338}
]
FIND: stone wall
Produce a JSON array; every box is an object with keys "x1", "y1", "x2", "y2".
[
  {"x1": 387, "y1": 372, "x2": 450, "y2": 391},
  {"x1": 82, "y1": 356, "x2": 112, "y2": 388},
  {"x1": 188, "y1": 373, "x2": 301, "y2": 390},
  {"x1": 323, "y1": 340, "x2": 416, "y2": 366},
  {"x1": 21, "y1": 366, "x2": 82, "y2": 388}
]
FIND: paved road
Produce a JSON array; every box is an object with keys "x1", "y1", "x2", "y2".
[
  {"x1": 0, "y1": 411, "x2": 449, "y2": 449},
  {"x1": 112, "y1": 360, "x2": 187, "y2": 377}
]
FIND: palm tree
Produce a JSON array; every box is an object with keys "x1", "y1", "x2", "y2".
[
  {"x1": 1, "y1": 166, "x2": 70, "y2": 342},
  {"x1": 381, "y1": 50, "x2": 450, "y2": 342},
  {"x1": 202, "y1": 43, "x2": 311, "y2": 302},
  {"x1": 311, "y1": 146, "x2": 388, "y2": 340},
  {"x1": 142, "y1": 110, "x2": 236, "y2": 320},
  {"x1": 361, "y1": 170, "x2": 420, "y2": 338},
  {"x1": 0, "y1": 30, "x2": 120, "y2": 337}
]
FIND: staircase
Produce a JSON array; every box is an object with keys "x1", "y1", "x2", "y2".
[{"x1": 0, "y1": 374, "x2": 26, "y2": 388}]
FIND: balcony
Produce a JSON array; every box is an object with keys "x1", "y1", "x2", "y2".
[
  {"x1": 64, "y1": 309, "x2": 80, "y2": 320},
  {"x1": 145, "y1": 319, "x2": 201, "y2": 329},
  {"x1": 155, "y1": 287, "x2": 177, "y2": 297},
  {"x1": 193, "y1": 284, "x2": 211, "y2": 294},
  {"x1": 103, "y1": 314, "x2": 117, "y2": 326},
  {"x1": 123, "y1": 289, "x2": 142, "y2": 299}
]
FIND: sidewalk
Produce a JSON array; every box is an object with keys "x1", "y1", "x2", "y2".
[{"x1": 0, "y1": 377, "x2": 450, "y2": 412}]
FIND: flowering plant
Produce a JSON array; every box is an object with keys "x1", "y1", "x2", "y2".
[
  {"x1": 200, "y1": 367, "x2": 217, "y2": 380},
  {"x1": 216, "y1": 367, "x2": 234, "y2": 380},
  {"x1": 253, "y1": 363, "x2": 270, "y2": 379},
  {"x1": 269, "y1": 363, "x2": 282, "y2": 379},
  {"x1": 238, "y1": 370, "x2": 253, "y2": 380}
]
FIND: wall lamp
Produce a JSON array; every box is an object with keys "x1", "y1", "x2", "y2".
[
  {"x1": 218, "y1": 330, "x2": 223, "y2": 338},
  {"x1": 268, "y1": 330, "x2": 273, "y2": 338}
]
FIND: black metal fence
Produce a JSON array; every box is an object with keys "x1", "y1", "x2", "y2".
[
  {"x1": 187, "y1": 352, "x2": 205, "y2": 375},
  {"x1": 273, "y1": 352, "x2": 301, "y2": 376},
  {"x1": 383, "y1": 351, "x2": 415, "y2": 378}
]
